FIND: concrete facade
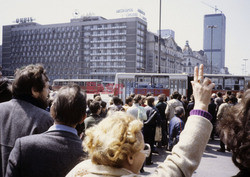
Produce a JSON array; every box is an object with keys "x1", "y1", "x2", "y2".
[
  {"x1": 2, "y1": 16, "x2": 147, "y2": 82},
  {"x1": 203, "y1": 13, "x2": 226, "y2": 74}
]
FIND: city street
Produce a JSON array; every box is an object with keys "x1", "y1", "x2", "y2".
[{"x1": 142, "y1": 138, "x2": 239, "y2": 176}]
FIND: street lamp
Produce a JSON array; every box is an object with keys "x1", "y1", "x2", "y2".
[
  {"x1": 158, "y1": 0, "x2": 162, "y2": 73},
  {"x1": 243, "y1": 59, "x2": 248, "y2": 75},
  {"x1": 208, "y1": 25, "x2": 216, "y2": 74}
]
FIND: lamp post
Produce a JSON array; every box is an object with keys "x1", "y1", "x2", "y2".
[
  {"x1": 243, "y1": 59, "x2": 248, "y2": 75},
  {"x1": 208, "y1": 25, "x2": 216, "y2": 74},
  {"x1": 158, "y1": 0, "x2": 162, "y2": 73}
]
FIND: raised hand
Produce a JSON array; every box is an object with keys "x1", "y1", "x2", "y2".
[{"x1": 191, "y1": 64, "x2": 215, "y2": 111}]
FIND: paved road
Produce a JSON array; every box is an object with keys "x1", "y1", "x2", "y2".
[{"x1": 142, "y1": 138, "x2": 239, "y2": 176}]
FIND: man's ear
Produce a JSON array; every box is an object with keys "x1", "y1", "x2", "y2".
[
  {"x1": 79, "y1": 114, "x2": 87, "y2": 124},
  {"x1": 127, "y1": 154, "x2": 134, "y2": 165},
  {"x1": 31, "y1": 87, "x2": 39, "y2": 98},
  {"x1": 50, "y1": 103, "x2": 56, "y2": 119}
]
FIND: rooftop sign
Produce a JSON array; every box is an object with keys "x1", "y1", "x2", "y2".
[
  {"x1": 15, "y1": 17, "x2": 34, "y2": 24},
  {"x1": 116, "y1": 8, "x2": 147, "y2": 21}
]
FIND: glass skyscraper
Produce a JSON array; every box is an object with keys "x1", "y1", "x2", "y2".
[{"x1": 203, "y1": 13, "x2": 226, "y2": 73}]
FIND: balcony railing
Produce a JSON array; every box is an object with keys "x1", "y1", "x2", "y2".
[
  {"x1": 90, "y1": 26, "x2": 126, "y2": 31},
  {"x1": 91, "y1": 33, "x2": 126, "y2": 37},
  {"x1": 90, "y1": 52, "x2": 125, "y2": 56},
  {"x1": 90, "y1": 39, "x2": 126, "y2": 43},
  {"x1": 90, "y1": 65, "x2": 126, "y2": 68},
  {"x1": 90, "y1": 46, "x2": 126, "y2": 49},
  {"x1": 90, "y1": 59, "x2": 126, "y2": 62}
]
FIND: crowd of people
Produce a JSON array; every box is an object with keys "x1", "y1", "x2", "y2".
[{"x1": 0, "y1": 64, "x2": 249, "y2": 177}]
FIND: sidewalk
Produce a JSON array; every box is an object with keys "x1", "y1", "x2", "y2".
[{"x1": 142, "y1": 138, "x2": 239, "y2": 176}]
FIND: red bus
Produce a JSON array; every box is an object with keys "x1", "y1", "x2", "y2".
[{"x1": 52, "y1": 79, "x2": 104, "y2": 93}]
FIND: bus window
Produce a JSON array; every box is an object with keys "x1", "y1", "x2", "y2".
[
  {"x1": 182, "y1": 80, "x2": 186, "y2": 89},
  {"x1": 217, "y1": 85, "x2": 222, "y2": 90},
  {"x1": 225, "y1": 77, "x2": 233, "y2": 90},
  {"x1": 137, "y1": 76, "x2": 151, "y2": 87},
  {"x1": 234, "y1": 85, "x2": 239, "y2": 91},
  {"x1": 225, "y1": 77, "x2": 245, "y2": 91},
  {"x1": 225, "y1": 86, "x2": 232, "y2": 90},
  {"x1": 170, "y1": 80, "x2": 174, "y2": 89},
  {"x1": 153, "y1": 76, "x2": 169, "y2": 88},
  {"x1": 138, "y1": 85, "x2": 148, "y2": 88}
]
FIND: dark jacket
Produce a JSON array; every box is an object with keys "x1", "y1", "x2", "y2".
[
  {"x1": 208, "y1": 99, "x2": 217, "y2": 123},
  {"x1": 144, "y1": 106, "x2": 161, "y2": 127},
  {"x1": 156, "y1": 101, "x2": 167, "y2": 121},
  {"x1": 187, "y1": 101, "x2": 195, "y2": 117},
  {"x1": 233, "y1": 170, "x2": 250, "y2": 177},
  {"x1": 169, "y1": 116, "x2": 185, "y2": 148},
  {"x1": 84, "y1": 114, "x2": 103, "y2": 130},
  {"x1": 0, "y1": 99, "x2": 53, "y2": 177},
  {"x1": 5, "y1": 130, "x2": 86, "y2": 177}
]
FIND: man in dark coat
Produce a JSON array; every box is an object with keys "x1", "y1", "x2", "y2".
[
  {"x1": 144, "y1": 96, "x2": 161, "y2": 165},
  {"x1": 208, "y1": 98, "x2": 217, "y2": 140},
  {"x1": 155, "y1": 94, "x2": 167, "y2": 148},
  {"x1": 0, "y1": 64, "x2": 53, "y2": 177},
  {"x1": 5, "y1": 84, "x2": 87, "y2": 177}
]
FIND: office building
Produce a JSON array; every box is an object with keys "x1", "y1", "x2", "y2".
[
  {"x1": 203, "y1": 13, "x2": 226, "y2": 73},
  {"x1": 2, "y1": 16, "x2": 147, "y2": 82}
]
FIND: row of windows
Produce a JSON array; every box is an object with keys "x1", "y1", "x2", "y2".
[
  {"x1": 86, "y1": 43, "x2": 126, "y2": 49},
  {"x1": 90, "y1": 56, "x2": 126, "y2": 60},
  {"x1": 91, "y1": 61, "x2": 125, "y2": 66},
  {"x1": 12, "y1": 38, "x2": 80, "y2": 47},
  {"x1": 154, "y1": 57, "x2": 183, "y2": 69},
  {"x1": 13, "y1": 32, "x2": 81, "y2": 41},
  {"x1": 90, "y1": 29, "x2": 126, "y2": 35},
  {"x1": 92, "y1": 49, "x2": 126, "y2": 53},
  {"x1": 84, "y1": 23, "x2": 126, "y2": 30},
  {"x1": 12, "y1": 26, "x2": 80, "y2": 36},
  {"x1": 12, "y1": 44, "x2": 80, "y2": 52},
  {"x1": 11, "y1": 49, "x2": 80, "y2": 57},
  {"x1": 91, "y1": 42, "x2": 126, "y2": 47},
  {"x1": 11, "y1": 57, "x2": 81, "y2": 64},
  {"x1": 88, "y1": 36, "x2": 126, "y2": 41}
]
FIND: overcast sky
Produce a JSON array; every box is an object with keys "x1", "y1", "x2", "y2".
[{"x1": 1, "y1": 0, "x2": 249, "y2": 75}]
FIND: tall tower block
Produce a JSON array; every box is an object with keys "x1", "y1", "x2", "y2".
[{"x1": 203, "y1": 13, "x2": 226, "y2": 73}]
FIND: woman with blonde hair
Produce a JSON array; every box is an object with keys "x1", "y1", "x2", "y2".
[{"x1": 67, "y1": 65, "x2": 215, "y2": 177}]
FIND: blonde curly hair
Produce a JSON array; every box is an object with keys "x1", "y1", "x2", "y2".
[{"x1": 83, "y1": 111, "x2": 143, "y2": 168}]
